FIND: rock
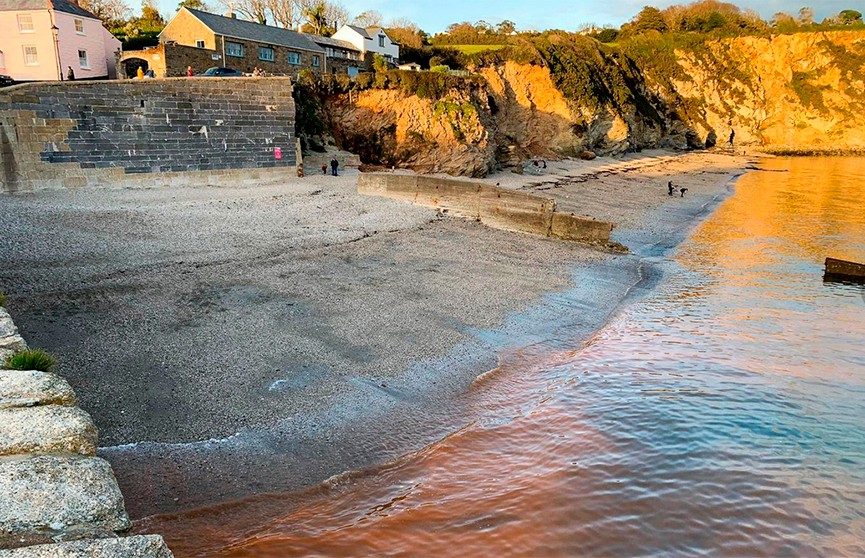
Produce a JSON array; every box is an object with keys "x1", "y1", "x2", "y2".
[
  {"x1": 0, "y1": 456, "x2": 131, "y2": 549},
  {"x1": 0, "y1": 371, "x2": 77, "y2": 409},
  {"x1": 0, "y1": 535, "x2": 174, "y2": 557},
  {"x1": 579, "y1": 150, "x2": 597, "y2": 160},
  {"x1": 0, "y1": 309, "x2": 26, "y2": 353},
  {"x1": 0, "y1": 406, "x2": 97, "y2": 457}
]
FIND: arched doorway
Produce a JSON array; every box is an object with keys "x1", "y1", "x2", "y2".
[{"x1": 122, "y1": 57, "x2": 149, "y2": 78}]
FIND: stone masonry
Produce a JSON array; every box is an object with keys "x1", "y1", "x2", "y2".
[
  {"x1": 0, "y1": 78, "x2": 296, "y2": 193},
  {"x1": 0, "y1": 304, "x2": 173, "y2": 556}
]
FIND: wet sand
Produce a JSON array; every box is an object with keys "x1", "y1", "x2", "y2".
[{"x1": 0, "y1": 149, "x2": 752, "y2": 518}]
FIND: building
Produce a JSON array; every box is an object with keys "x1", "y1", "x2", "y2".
[
  {"x1": 307, "y1": 34, "x2": 363, "y2": 76},
  {"x1": 119, "y1": 7, "x2": 325, "y2": 78},
  {"x1": 331, "y1": 25, "x2": 399, "y2": 64},
  {"x1": 0, "y1": 0, "x2": 120, "y2": 81},
  {"x1": 398, "y1": 62, "x2": 421, "y2": 71}
]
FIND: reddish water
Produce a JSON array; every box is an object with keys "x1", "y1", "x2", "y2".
[{"x1": 138, "y1": 157, "x2": 865, "y2": 557}]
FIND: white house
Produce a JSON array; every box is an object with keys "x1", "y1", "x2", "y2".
[
  {"x1": 398, "y1": 62, "x2": 420, "y2": 71},
  {"x1": 331, "y1": 24, "x2": 399, "y2": 63},
  {"x1": 0, "y1": 0, "x2": 121, "y2": 81}
]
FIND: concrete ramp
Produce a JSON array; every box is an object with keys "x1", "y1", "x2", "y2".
[{"x1": 358, "y1": 173, "x2": 614, "y2": 245}]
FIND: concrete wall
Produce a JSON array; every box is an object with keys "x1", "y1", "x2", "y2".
[
  {"x1": 357, "y1": 173, "x2": 614, "y2": 244},
  {"x1": 0, "y1": 77, "x2": 296, "y2": 192},
  {"x1": 0, "y1": 304, "x2": 173, "y2": 556}
]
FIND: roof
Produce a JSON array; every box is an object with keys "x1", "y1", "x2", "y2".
[
  {"x1": 0, "y1": 0, "x2": 100, "y2": 18},
  {"x1": 309, "y1": 34, "x2": 360, "y2": 52},
  {"x1": 364, "y1": 26, "x2": 398, "y2": 46},
  {"x1": 183, "y1": 8, "x2": 324, "y2": 53},
  {"x1": 345, "y1": 24, "x2": 372, "y2": 39}
]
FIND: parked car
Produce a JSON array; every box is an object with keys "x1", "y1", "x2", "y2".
[
  {"x1": 0, "y1": 75, "x2": 15, "y2": 87},
  {"x1": 197, "y1": 67, "x2": 244, "y2": 77}
]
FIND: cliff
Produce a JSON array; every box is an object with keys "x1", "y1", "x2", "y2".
[{"x1": 317, "y1": 30, "x2": 865, "y2": 176}]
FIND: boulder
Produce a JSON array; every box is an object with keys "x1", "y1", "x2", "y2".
[
  {"x1": 0, "y1": 535, "x2": 173, "y2": 557},
  {"x1": 0, "y1": 371, "x2": 77, "y2": 409},
  {"x1": 0, "y1": 456, "x2": 131, "y2": 549},
  {"x1": 579, "y1": 150, "x2": 597, "y2": 160},
  {"x1": 0, "y1": 309, "x2": 26, "y2": 353},
  {"x1": 0, "y1": 406, "x2": 97, "y2": 457}
]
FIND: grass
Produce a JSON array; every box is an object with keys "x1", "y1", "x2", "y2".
[
  {"x1": 450, "y1": 44, "x2": 507, "y2": 55},
  {"x1": 3, "y1": 348, "x2": 57, "y2": 372}
]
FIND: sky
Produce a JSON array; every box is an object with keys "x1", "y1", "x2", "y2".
[{"x1": 154, "y1": 0, "x2": 858, "y2": 34}]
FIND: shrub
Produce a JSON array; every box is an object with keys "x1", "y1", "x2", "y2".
[
  {"x1": 0, "y1": 291, "x2": 5, "y2": 306},
  {"x1": 430, "y1": 65, "x2": 450, "y2": 73},
  {"x1": 3, "y1": 348, "x2": 57, "y2": 372}
]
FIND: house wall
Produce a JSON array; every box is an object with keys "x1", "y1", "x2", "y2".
[
  {"x1": 367, "y1": 30, "x2": 399, "y2": 60},
  {"x1": 213, "y1": 35, "x2": 322, "y2": 76},
  {"x1": 330, "y1": 27, "x2": 367, "y2": 52},
  {"x1": 159, "y1": 9, "x2": 217, "y2": 50},
  {"x1": 55, "y1": 11, "x2": 115, "y2": 79},
  {"x1": 0, "y1": 77, "x2": 297, "y2": 192},
  {"x1": 117, "y1": 43, "x2": 221, "y2": 78},
  {"x1": 0, "y1": 10, "x2": 58, "y2": 81}
]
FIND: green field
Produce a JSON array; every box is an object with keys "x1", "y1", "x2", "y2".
[{"x1": 449, "y1": 44, "x2": 508, "y2": 54}]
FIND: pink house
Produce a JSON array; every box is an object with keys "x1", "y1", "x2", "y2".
[{"x1": 0, "y1": 0, "x2": 121, "y2": 81}]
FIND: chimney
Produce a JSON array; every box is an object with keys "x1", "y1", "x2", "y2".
[{"x1": 226, "y1": 11, "x2": 236, "y2": 19}]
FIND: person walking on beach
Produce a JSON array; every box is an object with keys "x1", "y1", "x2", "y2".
[
  {"x1": 728, "y1": 128, "x2": 735, "y2": 147},
  {"x1": 186, "y1": 65, "x2": 194, "y2": 77},
  {"x1": 66, "y1": 66, "x2": 75, "y2": 81},
  {"x1": 668, "y1": 181, "x2": 675, "y2": 196},
  {"x1": 330, "y1": 157, "x2": 339, "y2": 176}
]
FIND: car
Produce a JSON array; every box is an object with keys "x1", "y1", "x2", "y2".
[
  {"x1": 0, "y1": 75, "x2": 15, "y2": 87},
  {"x1": 197, "y1": 67, "x2": 244, "y2": 77}
]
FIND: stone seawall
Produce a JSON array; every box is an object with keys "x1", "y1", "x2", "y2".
[
  {"x1": 357, "y1": 173, "x2": 614, "y2": 244},
  {"x1": 0, "y1": 78, "x2": 296, "y2": 193},
  {"x1": 0, "y1": 304, "x2": 173, "y2": 557}
]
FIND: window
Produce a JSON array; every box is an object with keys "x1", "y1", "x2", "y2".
[
  {"x1": 312, "y1": 55, "x2": 320, "y2": 67},
  {"x1": 225, "y1": 41, "x2": 244, "y2": 57},
  {"x1": 195, "y1": 39, "x2": 205, "y2": 48},
  {"x1": 258, "y1": 46, "x2": 274, "y2": 61},
  {"x1": 78, "y1": 49, "x2": 89, "y2": 69},
  {"x1": 23, "y1": 45, "x2": 38, "y2": 65},
  {"x1": 74, "y1": 18, "x2": 84, "y2": 34},
  {"x1": 378, "y1": 34, "x2": 385, "y2": 47},
  {"x1": 17, "y1": 14, "x2": 34, "y2": 33},
  {"x1": 287, "y1": 51, "x2": 301, "y2": 65}
]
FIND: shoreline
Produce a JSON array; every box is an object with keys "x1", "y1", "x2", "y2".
[{"x1": 0, "y1": 149, "x2": 753, "y2": 523}]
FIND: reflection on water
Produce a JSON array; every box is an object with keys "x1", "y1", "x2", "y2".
[{"x1": 139, "y1": 157, "x2": 865, "y2": 557}]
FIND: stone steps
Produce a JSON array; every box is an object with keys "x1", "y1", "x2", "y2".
[{"x1": 0, "y1": 304, "x2": 173, "y2": 557}]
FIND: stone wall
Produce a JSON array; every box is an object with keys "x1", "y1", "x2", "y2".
[
  {"x1": 117, "y1": 44, "x2": 223, "y2": 79},
  {"x1": 0, "y1": 78, "x2": 296, "y2": 193},
  {"x1": 0, "y1": 304, "x2": 173, "y2": 556},
  {"x1": 357, "y1": 173, "x2": 614, "y2": 245}
]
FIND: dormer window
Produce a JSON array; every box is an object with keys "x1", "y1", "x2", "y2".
[{"x1": 378, "y1": 34, "x2": 385, "y2": 47}]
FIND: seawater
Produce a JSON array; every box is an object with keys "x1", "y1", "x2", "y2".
[{"x1": 140, "y1": 157, "x2": 865, "y2": 557}]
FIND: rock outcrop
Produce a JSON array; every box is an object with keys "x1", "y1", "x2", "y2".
[{"x1": 320, "y1": 31, "x2": 865, "y2": 176}]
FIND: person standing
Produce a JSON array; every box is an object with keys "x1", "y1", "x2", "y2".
[
  {"x1": 186, "y1": 65, "x2": 194, "y2": 77},
  {"x1": 66, "y1": 66, "x2": 75, "y2": 81},
  {"x1": 330, "y1": 157, "x2": 339, "y2": 176},
  {"x1": 728, "y1": 128, "x2": 735, "y2": 147},
  {"x1": 668, "y1": 181, "x2": 675, "y2": 196}
]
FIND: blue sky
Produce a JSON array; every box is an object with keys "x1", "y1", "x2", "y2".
[{"x1": 154, "y1": 0, "x2": 857, "y2": 34}]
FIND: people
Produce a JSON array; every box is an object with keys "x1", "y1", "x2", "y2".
[
  {"x1": 144, "y1": 69, "x2": 155, "y2": 78},
  {"x1": 728, "y1": 128, "x2": 735, "y2": 147},
  {"x1": 330, "y1": 157, "x2": 339, "y2": 176},
  {"x1": 252, "y1": 67, "x2": 261, "y2": 77},
  {"x1": 186, "y1": 65, "x2": 194, "y2": 77},
  {"x1": 136, "y1": 66, "x2": 144, "y2": 79},
  {"x1": 668, "y1": 181, "x2": 675, "y2": 196},
  {"x1": 321, "y1": 163, "x2": 327, "y2": 175},
  {"x1": 66, "y1": 66, "x2": 75, "y2": 81}
]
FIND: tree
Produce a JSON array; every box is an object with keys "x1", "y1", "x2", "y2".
[
  {"x1": 177, "y1": 0, "x2": 208, "y2": 10},
  {"x1": 372, "y1": 53, "x2": 387, "y2": 73},
  {"x1": 219, "y1": 0, "x2": 268, "y2": 24},
  {"x1": 386, "y1": 17, "x2": 425, "y2": 48},
  {"x1": 496, "y1": 20, "x2": 516, "y2": 34},
  {"x1": 353, "y1": 9, "x2": 382, "y2": 28},
  {"x1": 798, "y1": 7, "x2": 814, "y2": 26},
  {"x1": 139, "y1": 0, "x2": 164, "y2": 30},
  {"x1": 838, "y1": 9, "x2": 863, "y2": 25},
  {"x1": 631, "y1": 6, "x2": 668, "y2": 33},
  {"x1": 80, "y1": 0, "x2": 131, "y2": 24},
  {"x1": 266, "y1": 0, "x2": 303, "y2": 28}
]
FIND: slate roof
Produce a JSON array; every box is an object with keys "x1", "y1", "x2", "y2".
[
  {"x1": 309, "y1": 34, "x2": 360, "y2": 52},
  {"x1": 184, "y1": 8, "x2": 324, "y2": 53},
  {"x1": 345, "y1": 24, "x2": 372, "y2": 39},
  {"x1": 1, "y1": 0, "x2": 100, "y2": 18}
]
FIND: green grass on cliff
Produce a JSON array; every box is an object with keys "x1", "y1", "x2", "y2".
[
  {"x1": 451, "y1": 44, "x2": 507, "y2": 55},
  {"x1": 3, "y1": 348, "x2": 57, "y2": 372}
]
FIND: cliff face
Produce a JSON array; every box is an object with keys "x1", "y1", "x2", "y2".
[{"x1": 322, "y1": 31, "x2": 865, "y2": 176}]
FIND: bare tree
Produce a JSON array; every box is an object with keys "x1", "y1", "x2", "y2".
[
  {"x1": 267, "y1": 0, "x2": 302, "y2": 28},
  {"x1": 353, "y1": 9, "x2": 382, "y2": 27},
  {"x1": 80, "y1": 0, "x2": 131, "y2": 23},
  {"x1": 219, "y1": 0, "x2": 268, "y2": 24}
]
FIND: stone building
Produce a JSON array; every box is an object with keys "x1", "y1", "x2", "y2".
[{"x1": 119, "y1": 7, "x2": 325, "y2": 78}]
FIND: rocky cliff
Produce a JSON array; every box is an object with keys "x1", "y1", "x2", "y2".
[{"x1": 319, "y1": 30, "x2": 865, "y2": 176}]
